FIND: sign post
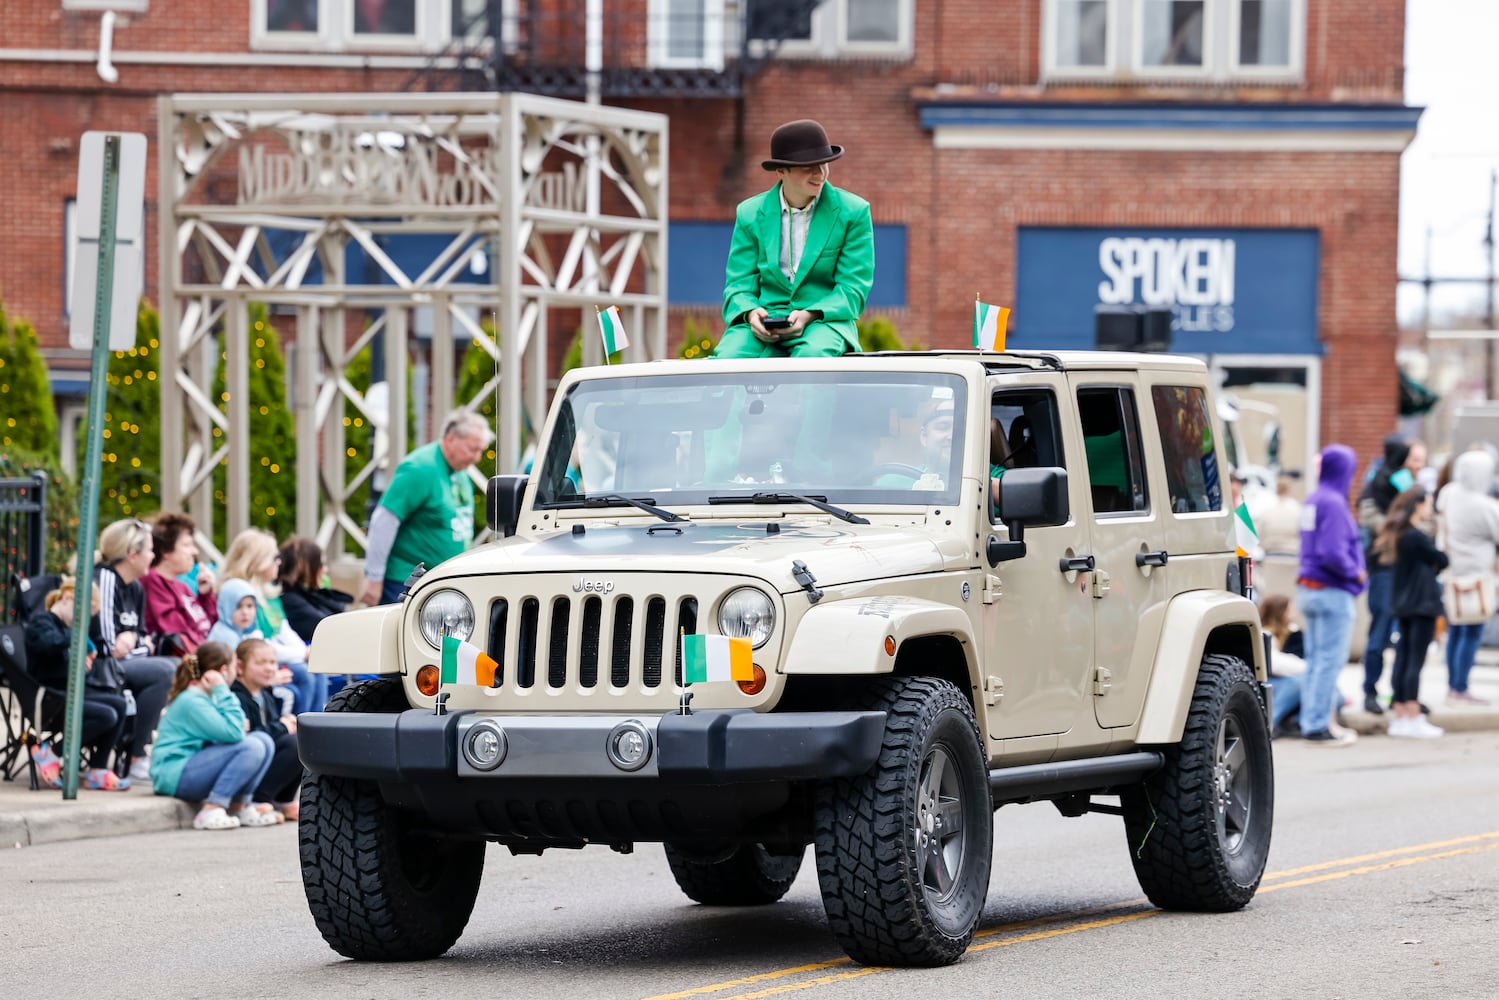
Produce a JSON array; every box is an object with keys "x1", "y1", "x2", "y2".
[{"x1": 62, "y1": 131, "x2": 146, "y2": 799}]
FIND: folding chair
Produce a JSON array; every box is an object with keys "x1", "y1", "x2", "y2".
[
  {"x1": 0, "y1": 623, "x2": 66, "y2": 790},
  {"x1": 10, "y1": 571, "x2": 61, "y2": 624}
]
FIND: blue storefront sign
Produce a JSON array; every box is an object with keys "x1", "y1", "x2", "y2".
[{"x1": 1015, "y1": 227, "x2": 1321, "y2": 355}]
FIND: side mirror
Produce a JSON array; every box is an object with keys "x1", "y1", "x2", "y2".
[
  {"x1": 486, "y1": 474, "x2": 529, "y2": 537},
  {"x1": 996, "y1": 467, "x2": 1069, "y2": 527},
  {"x1": 988, "y1": 467, "x2": 1069, "y2": 567}
]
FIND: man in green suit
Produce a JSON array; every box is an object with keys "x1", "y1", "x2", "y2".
[{"x1": 715, "y1": 119, "x2": 875, "y2": 358}]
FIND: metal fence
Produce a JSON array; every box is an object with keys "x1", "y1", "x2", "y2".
[{"x1": 0, "y1": 474, "x2": 47, "y2": 621}]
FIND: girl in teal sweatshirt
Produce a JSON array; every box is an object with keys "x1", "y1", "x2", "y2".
[{"x1": 149, "y1": 641, "x2": 278, "y2": 830}]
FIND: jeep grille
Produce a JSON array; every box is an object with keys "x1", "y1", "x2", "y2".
[{"x1": 484, "y1": 592, "x2": 699, "y2": 691}]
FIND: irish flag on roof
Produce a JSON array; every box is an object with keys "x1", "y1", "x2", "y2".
[
  {"x1": 973, "y1": 299, "x2": 1010, "y2": 352},
  {"x1": 681, "y1": 634, "x2": 754, "y2": 684},
  {"x1": 598, "y1": 305, "x2": 630, "y2": 355},
  {"x1": 441, "y1": 635, "x2": 498, "y2": 687}
]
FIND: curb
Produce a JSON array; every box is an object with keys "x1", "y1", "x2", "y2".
[
  {"x1": 1343, "y1": 708, "x2": 1499, "y2": 737},
  {"x1": 0, "y1": 796, "x2": 194, "y2": 848}
]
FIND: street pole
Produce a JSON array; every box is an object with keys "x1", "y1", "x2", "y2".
[
  {"x1": 1487, "y1": 169, "x2": 1497, "y2": 398},
  {"x1": 62, "y1": 134, "x2": 120, "y2": 799}
]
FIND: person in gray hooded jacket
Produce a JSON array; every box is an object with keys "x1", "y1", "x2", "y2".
[{"x1": 1436, "y1": 448, "x2": 1499, "y2": 704}]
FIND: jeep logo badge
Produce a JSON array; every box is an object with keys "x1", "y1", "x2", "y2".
[{"x1": 573, "y1": 578, "x2": 614, "y2": 594}]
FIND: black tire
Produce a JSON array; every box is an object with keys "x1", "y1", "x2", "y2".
[
  {"x1": 300, "y1": 679, "x2": 487, "y2": 961},
  {"x1": 663, "y1": 843, "x2": 804, "y2": 905},
  {"x1": 813, "y1": 677, "x2": 992, "y2": 967},
  {"x1": 1122, "y1": 653, "x2": 1274, "y2": 911}
]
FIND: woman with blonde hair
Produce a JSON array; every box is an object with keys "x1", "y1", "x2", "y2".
[
  {"x1": 88, "y1": 517, "x2": 178, "y2": 782},
  {"x1": 221, "y1": 527, "x2": 316, "y2": 711}
]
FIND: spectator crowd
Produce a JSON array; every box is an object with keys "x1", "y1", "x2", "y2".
[{"x1": 1249, "y1": 433, "x2": 1499, "y2": 746}]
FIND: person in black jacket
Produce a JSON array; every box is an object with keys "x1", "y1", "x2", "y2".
[
  {"x1": 1377, "y1": 486, "x2": 1447, "y2": 739},
  {"x1": 277, "y1": 536, "x2": 356, "y2": 702},
  {"x1": 229, "y1": 637, "x2": 301, "y2": 820},
  {"x1": 1355, "y1": 434, "x2": 1417, "y2": 714},
  {"x1": 22, "y1": 579, "x2": 131, "y2": 789}
]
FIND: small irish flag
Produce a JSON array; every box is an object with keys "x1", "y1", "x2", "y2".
[
  {"x1": 597, "y1": 305, "x2": 630, "y2": 356},
  {"x1": 973, "y1": 299, "x2": 1010, "y2": 352},
  {"x1": 680, "y1": 634, "x2": 754, "y2": 685},
  {"x1": 1234, "y1": 501, "x2": 1259, "y2": 558},
  {"x1": 441, "y1": 635, "x2": 498, "y2": 687}
]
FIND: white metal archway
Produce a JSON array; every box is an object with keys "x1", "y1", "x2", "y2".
[{"x1": 156, "y1": 92, "x2": 668, "y2": 558}]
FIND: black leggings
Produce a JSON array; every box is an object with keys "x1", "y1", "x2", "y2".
[
  {"x1": 79, "y1": 691, "x2": 129, "y2": 770},
  {"x1": 1392, "y1": 616, "x2": 1436, "y2": 704},
  {"x1": 254, "y1": 730, "x2": 302, "y2": 805}
]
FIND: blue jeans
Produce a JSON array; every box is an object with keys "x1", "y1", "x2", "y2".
[
  {"x1": 1446, "y1": 623, "x2": 1484, "y2": 694},
  {"x1": 1298, "y1": 585, "x2": 1356, "y2": 735},
  {"x1": 1361, "y1": 567, "x2": 1395, "y2": 695},
  {"x1": 1267, "y1": 675, "x2": 1300, "y2": 728},
  {"x1": 282, "y1": 660, "x2": 329, "y2": 714},
  {"x1": 174, "y1": 732, "x2": 274, "y2": 808}
]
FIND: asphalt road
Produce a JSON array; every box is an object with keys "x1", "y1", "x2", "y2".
[{"x1": 5, "y1": 733, "x2": 1498, "y2": 1000}]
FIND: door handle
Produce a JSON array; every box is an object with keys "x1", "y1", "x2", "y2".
[
  {"x1": 1058, "y1": 555, "x2": 1095, "y2": 574},
  {"x1": 1135, "y1": 550, "x2": 1169, "y2": 568}
]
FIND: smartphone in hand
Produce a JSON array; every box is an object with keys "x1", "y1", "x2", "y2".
[{"x1": 762, "y1": 315, "x2": 792, "y2": 331}]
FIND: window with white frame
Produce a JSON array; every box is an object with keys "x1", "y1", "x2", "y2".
[
  {"x1": 650, "y1": 0, "x2": 727, "y2": 70},
  {"x1": 1043, "y1": 0, "x2": 1301, "y2": 81},
  {"x1": 253, "y1": 0, "x2": 503, "y2": 51},
  {"x1": 741, "y1": 0, "x2": 912, "y2": 59}
]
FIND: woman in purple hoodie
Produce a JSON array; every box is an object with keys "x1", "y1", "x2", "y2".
[{"x1": 1296, "y1": 444, "x2": 1367, "y2": 745}]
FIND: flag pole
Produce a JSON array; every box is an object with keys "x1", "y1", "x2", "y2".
[{"x1": 677, "y1": 626, "x2": 693, "y2": 715}]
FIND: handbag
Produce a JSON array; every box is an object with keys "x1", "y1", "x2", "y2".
[
  {"x1": 85, "y1": 654, "x2": 128, "y2": 693},
  {"x1": 1443, "y1": 573, "x2": 1496, "y2": 626}
]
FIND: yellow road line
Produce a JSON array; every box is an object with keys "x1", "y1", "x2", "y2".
[{"x1": 641, "y1": 830, "x2": 1499, "y2": 1000}]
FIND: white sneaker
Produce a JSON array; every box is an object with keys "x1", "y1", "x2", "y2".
[
  {"x1": 1406, "y1": 717, "x2": 1445, "y2": 739},
  {"x1": 1386, "y1": 716, "x2": 1412, "y2": 738},
  {"x1": 127, "y1": 758, "x2": 151, "y2": 783}
]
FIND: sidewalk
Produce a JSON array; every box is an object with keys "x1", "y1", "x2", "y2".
[
  {"x1": 4, "y1": 650, "x2": 1498, "y2": 848},
  {"x1": 1336, "y1": 647, "x2": 1499, "y2": 735},
  {"x1": 0, "y1": 772, "x2": 193, "y2": 848}
]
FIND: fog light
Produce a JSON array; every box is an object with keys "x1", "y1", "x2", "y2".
[
  {"x1": 605, "y1": 720, "x2": 653, "y2": 772},
  {"x1": 463, "y1": 720, "x2": 507, "y2": 771},
  {"x1": 416, "y1": 665, "x2": 440, "y2": 697},
  {"x1": 736, "y1": 663, "x2": 768, "y2": 696}
]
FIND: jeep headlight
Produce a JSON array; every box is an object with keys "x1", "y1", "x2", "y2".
[
  {"x1": 718, "y1": 588, "x2": 775, "y2": 648},
  {"x1": 417, "y1": 589, "x2": 475, "y2": 648}
]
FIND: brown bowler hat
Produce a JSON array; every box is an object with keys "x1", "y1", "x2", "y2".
[{"x1": 761, "y1": 119, "x2": 844, "y2": 171}]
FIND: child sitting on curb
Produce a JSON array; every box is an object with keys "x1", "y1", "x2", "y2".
[
  {"x1": 230, "y1": 637, "x2": 301, "y2": 822},
  {"x1": 147, "y1": 641, "x2": 279, "y2": 830}
]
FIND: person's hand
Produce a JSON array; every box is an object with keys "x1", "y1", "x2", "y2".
[
  {"x1": 282, "y1": 715, "x2": 298, "y2": 734},
  {"x1": 200, "y1": 668, "x2": 227, "y2": 689},
  {"x1": 786, "y1": 309, "x2": 817, "y2": 335},
  {"x1": 747, "y1": 308, "x2": 779, "y2": 343},
  {"x1": 196, "y1": 565, "x2": 216, "y2": 595},
  {"x1": 112, "y1": 632, "x2": 135, "y2": 660},
  {"x1": 142, "y1": 634, "x2": 155, "y2": 654},
  {"x1": 276, "y1": 666, "x2": 294, "y2": 686},
  {"x1": 360, "y1": 578, "x2": 383, "y2": 607}
]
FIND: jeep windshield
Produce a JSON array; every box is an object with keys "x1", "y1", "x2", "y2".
[{"x1": 532, "y1": 370, "x2": 969, "y2": 511}]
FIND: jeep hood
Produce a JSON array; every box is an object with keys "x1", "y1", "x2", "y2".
[{"x1": 426, "y1": 520, "x2": 950, "y2": 593}]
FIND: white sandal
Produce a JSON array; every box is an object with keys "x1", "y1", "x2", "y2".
[
  {"x1": 237, "y1": 802, "x2": 281, "y2": 828},
  {"x1": 193, "y1": 806, "x2": 240, "y2": 831}
]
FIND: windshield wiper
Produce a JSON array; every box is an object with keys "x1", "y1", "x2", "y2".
[
  {"x1": 707, "y1": 491, "x2": 869, "y2": 525},
  {"x1": 569, "y1": 494, "x2": 686, "y2": 522}
]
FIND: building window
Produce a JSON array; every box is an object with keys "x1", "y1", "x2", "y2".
[
  {"x1": 1043, "y1": 0, "x2": 1302, "y2": 81},
  {"x1": 650, "y1": 0, "x2": 726, "y2": 70},
  {"x1": 252, "y1": 0, "x2": 501, "y2": 51},
  {"x1": 744, "y1": 0, "x2": 912, "y2": 59}
]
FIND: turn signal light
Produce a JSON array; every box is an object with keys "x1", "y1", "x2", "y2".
[
  {"x1": 415, "y1": 665, "x2": 440, "y2": 697},
  {"x1": 884, "y1": 635, "x2": 896, "y2": 656},
  {"x1": 737, "y1": 663, "x2": 768, "y2": 696}
]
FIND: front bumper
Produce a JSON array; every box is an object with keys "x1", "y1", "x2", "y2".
[{"x1": 298, "y1": 708, "x2": 886, "y2": 785}]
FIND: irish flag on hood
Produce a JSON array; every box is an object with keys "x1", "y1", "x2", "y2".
[{"x1": 441, "y1": 635, "x2": 498, "y2": 687}]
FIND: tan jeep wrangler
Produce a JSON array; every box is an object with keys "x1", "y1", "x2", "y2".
[{"x1": 298, "y1": 351, "x2": 1272, "y2": 968}]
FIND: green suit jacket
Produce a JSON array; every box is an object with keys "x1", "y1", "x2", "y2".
[{"x1": 721, "y1": 181, "x2": 875, "y2": 353}]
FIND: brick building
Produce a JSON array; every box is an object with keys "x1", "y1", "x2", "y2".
[{"x1": 1, "y1": 0, "x2": 1415, "y2": 476}]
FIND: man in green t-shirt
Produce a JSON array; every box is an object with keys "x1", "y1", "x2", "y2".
[{"x1": 360, "y1": 410, "x2": 493, "y2": 606}]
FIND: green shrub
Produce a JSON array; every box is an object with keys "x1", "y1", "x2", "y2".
[
  {"x1": 0, "y1": 304, "x2": 59, "y2": 456},
  {"x1": 0, "y1": 445, "x2": 82, "y2": 575}
]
